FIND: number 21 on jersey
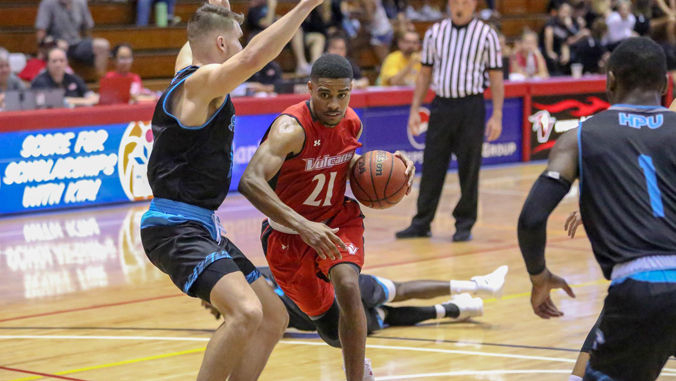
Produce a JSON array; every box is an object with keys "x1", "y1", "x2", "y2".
[{"x1": 304, "y1": 172, "x2": 337, "y2": 206}]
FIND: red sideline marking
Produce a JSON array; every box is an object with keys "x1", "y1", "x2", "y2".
[
  {"x1": 0, "y1": 366, "x2": 89, "y2": 381},
  {"x1": 0, "y1": 294, "x2": 182, "y2": 323},
  {"x1": 366, "y1": 236, "x2": 576, "y2": 270}
]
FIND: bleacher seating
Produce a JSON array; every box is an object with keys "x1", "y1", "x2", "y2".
[{"x1": 0, "y1": 0, "x2": 548, "y2": 88}]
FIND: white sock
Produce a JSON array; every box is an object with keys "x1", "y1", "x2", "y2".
[
  {"x1": 450, "y1": 280, "x2": 478, "y2": 295},
  {"x1": 434, "y1": 304, "x2": 446, "y2": 319},
  {"x1": 568, "y1": 376, "x2": 583, "y2": 381}
]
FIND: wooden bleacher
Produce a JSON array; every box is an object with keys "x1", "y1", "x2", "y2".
[{"x1": 0, "y1": 0, "x2": 548, "y2": 88}]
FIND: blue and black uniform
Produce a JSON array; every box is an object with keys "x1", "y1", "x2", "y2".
[
  {"x1": 140, "y1": 65, "x2": 260, "y2": 303},
  {"x1": 578, "y1": 104, "x2": 676, "y2": 381}
]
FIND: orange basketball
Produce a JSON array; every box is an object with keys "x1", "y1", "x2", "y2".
[{"x1": 350, "y1": 150, "x2": 408, "y2": 209}]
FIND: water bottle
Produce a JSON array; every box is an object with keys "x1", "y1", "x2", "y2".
[{"x1": 155, "y1": 1, "x2": 168, "y2": 27}]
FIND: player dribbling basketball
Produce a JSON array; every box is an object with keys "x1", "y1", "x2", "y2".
[{"x1": 238, "y1": 54, "x2": 415, "y2": 381}]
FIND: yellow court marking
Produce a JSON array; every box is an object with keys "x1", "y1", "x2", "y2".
[
  {"x1": 7, "y1": 347, "x2": 207, "y2": 381},
  {"x1": 5, "y1": 279, "x2": 611, "y2": 381}
]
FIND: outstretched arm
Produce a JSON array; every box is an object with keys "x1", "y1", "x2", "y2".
[
  {"x1": 187, "y1": 0, "x2": 323, "y2": 101},
  {"x1": 239, "y1": 116, "x2": 347, "y2": 260},
  {"x1": 517, "y1": 129, "x2": 579, "y2": 319}
]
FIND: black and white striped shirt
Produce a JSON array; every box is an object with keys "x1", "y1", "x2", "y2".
[{"x1": 421, "y1": 18, "x2": 502, "y2": 99}]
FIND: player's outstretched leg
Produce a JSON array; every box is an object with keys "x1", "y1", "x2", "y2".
[
  {"x1": 228, "y1": 277, "x2": 289, "y2": 381},
  {"x1": 381, "y1": 293, "x2": 483, "y2": 326},
  {"x1": 331, "y1": 263, "x2": 367, "y2": 381},
  {"x1": 389, "y1": 265, "x2": 508, "y2": 302},
  {"x1": 196, "y1": 272, "x2": 264, "y2": 381}
]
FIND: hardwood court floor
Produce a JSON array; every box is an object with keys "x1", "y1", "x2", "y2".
[{"x1": 1, "y1": 163, "x2": 674, "y2": 381}]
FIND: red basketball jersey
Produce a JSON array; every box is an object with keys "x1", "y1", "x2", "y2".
[{"x1": 266, "y1": 100, "x2": 362, "y2": 222}]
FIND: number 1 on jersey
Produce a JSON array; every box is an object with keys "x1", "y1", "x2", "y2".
[
  {"x1": 304, "y1": 172, "x2": 337, "y2": 207},
  {"x1": 638, "y1": 154, "x2": 665, "y2": 218}
]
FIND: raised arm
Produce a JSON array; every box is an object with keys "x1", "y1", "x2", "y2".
[
  {"x1": 517, "y1": 129, "x2": 579, "y2": 319},
  {"x1": 187, "y1": 0, "x2": 323, "y2": 100},
  {"x1": 238, "y1": 116, "x2": 347, "y2": 260}
]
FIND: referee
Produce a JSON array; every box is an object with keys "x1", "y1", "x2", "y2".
[{"x1": 396, "y1": 0, "x2": 504, "y2": 242}]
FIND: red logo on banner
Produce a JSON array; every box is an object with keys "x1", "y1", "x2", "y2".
[{"x1": 533, "y1": 96, "x2": 610, "y2": 117}]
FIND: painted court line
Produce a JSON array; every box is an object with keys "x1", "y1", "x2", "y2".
[
  {"x1": 3, "y1": 335, "x2": 675, "y2": 380},
  {"x1": 0, "y1": 294, "x2": 182, "y2": 323},
  {"x1": 0, "y1": 366, "x2": 90, "y2": 381},
  {"x1": 5, "y1": 348, "x2": 208, "y2": 381}
]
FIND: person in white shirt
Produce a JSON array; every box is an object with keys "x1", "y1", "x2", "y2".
[{"x1": 605, "y1": 0, "x2": 637, "y2": 48}]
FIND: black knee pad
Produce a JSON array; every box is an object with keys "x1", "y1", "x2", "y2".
[{"x1": 312, "y1": 299, "x2": 341, "y2": 348}]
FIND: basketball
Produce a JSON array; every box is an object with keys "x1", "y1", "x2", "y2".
[{"x1": 350, "y1": 150, "x2": 408, "y2": 209}]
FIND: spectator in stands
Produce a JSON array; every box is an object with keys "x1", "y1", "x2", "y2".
[
  {"x1": 511, "y1": 30, "x2": 549, "y2": 79},
  {"x1": 605, "y1": 0, "x2": 637, "y2": 49},
  {"x1": 497, "y1": 32, "x2": 512, "y2": 80},
  {"x1": 105, "y1": 44, "x2": 157, "y2": 101},
  {"x1": 326, "y1": 34, "x2": 369, "y2": 88},
  {"x1": 572, "y1": 18, "x2": 610, "y2": 73},
  {"x1": 247, "y1": 61, "x2": 284, "y2": 93},
  {"x1": 35, "y1": 0, "x2": 110, "y2": 77},
  {"x1": 358, "y1": 0, "x2": 395, "y2": 63},
  {"x1": 542, "y1": 2, "x2": 587, "y2": 75},
  {"x1": 31, "y1": 48, "x2": 97, "y2": 106},
  {"x1": 136, "y1": 0, "x2": 180, "y2": 27},
  {"x1": 246, "y1": 0, "x2": 277, "y2": 38},
  {"x1": 291, "y1": 9, "x2": 327, "y2": 75},
  {"x1": 634, "y1": 0, "x2": 652, "y2": 36},
  {"x1": 0, "y1": 48, "x2": 27, "y2": 110},
  {"x1": 19, "y1": 36, "x2": 57, "y2": 83},
  {"x1": 377, "y1": 30, "x2": 420, "y2": 86}
]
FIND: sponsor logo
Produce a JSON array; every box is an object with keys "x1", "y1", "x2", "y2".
[
  {"x1": 346, "y1": 243, "x2": 358, "y2": 255},
  {"x1": 303, "y1": 151, "x2": 354, "y2": 171},
  {"x1": 118, "y1": 121, "x2": 154, "y2": 201},
  {"x1": 281, "y1": 244, "x2": 288, "y2": 250},
  {"x1": 314, "y1": 140, "x2": 321, "y2": 147},
  {"x1": 406, "y1": 107, "x2": 430, "y2": 150},
  {"x1": 533, "y1": 96, "x2": 608, "y2": 118},
  {"x1": 374, "y1": 151, "x2": 387, "y2": 176}
]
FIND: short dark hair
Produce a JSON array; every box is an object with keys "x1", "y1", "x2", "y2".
[
  {"x1": 187, "y1": 4, "x2": 243, "y2": 45},
  {"x1": 608, "y1": 37, "x2": 667, "y2": 92},
  {"x1": 112, "y1": 43, "x2": 132, "y2": 59},
  {"x1": 311, "y1": 54, "x2": 353, "y2": 81}
]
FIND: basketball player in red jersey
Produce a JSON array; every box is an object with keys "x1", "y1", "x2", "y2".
[{"x1": 238, "y1": 54, "x2": 416, "y2": 381}]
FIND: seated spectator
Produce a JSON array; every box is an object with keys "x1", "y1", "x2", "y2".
[
  {"x1": 358, "y1": 0, "x2": 394, "y2": 63},
  {"x1": 35, "y1": 0, "x2": 110, "y2": 77},
  {"x1": 605, "y1": 0, "x2": 637, "y2": 50},
  {"x1": 105, "y1": 44, "x2": 157, "y2": 101},
  {"x1": 510, "y1": 30, "x2": 549, "y2": 79},
  {"x1": 572, "y1": 18, "x2": 610, "y2": 73},
  {"x1": 31, "y1": 48, "x2": 98, "y2": 106},
  {"x1": 0, "y1": 48, "x2": 27, "y2": 110},
  {"x1": 246, "y1": 0, "x2": 277, "y2": 38},
  {"x1": 19, "y1": 37, "x2": 56, "y2": 82},
  {"x1": 136, "y1": 0, "x2": 180, "y2": 27},
  {"x1": 542, "y1": 2, "x2": 583, "y2": 75},
  {"x1": 377, "y1": 30, "x2": 421, "y2": 86},
  {"x1": 247, "y1": 61, "x2": 284, "y2": 94},
  {"x1": 291, "y1": 8, "x2": 327, "y2": 76},
  {"x1": 326, "y1": 34, "x2": 369, "y2": 88},
  {"x1": 497, "y1": 32, "x2": 512, "y2": 80},
  {"x1": 634, "y1": 0, "x2": 652, "y2": 36}
]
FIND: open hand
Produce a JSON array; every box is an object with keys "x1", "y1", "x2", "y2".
[
  {"x1": 529, "y1": 268, "x2": 575, "y2": 319},
  {"x1": 394, "y1": 150, "x2": 415, "y2": 195},
  {"x1": 564, "y1": 210, "x2": 583, "y2": 238},
  {"x1": 408, "y1": 109, "x2": 422, "y2": 136}
]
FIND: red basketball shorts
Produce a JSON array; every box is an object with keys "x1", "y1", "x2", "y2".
[{"x1": 261, "y1": 199, "x2": 365, "y2": 317}]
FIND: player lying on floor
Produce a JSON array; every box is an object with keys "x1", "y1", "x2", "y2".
[{"x1": 202, "y1": 265, "x2": 508, "y2": 334}]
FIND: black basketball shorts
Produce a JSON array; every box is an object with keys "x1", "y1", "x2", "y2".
[
  {"x1": 585, "y1": 274, "x2": 676, "y2": 381},
  {"x1": 141, "y1": 221, "x2": 261, "y2": 304}
]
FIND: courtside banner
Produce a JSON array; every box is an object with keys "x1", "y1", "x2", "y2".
[
  {"x1": 529, "y1": 93, "x2": 610, "y2": 160},
  {"x1": 359, "y1": 98, "x2": 523, "y2": 171},
  {"x1": 0, "y1": 114, "x2": 273, "y2": 215}
]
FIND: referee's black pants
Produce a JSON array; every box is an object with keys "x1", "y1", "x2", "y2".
[{"x1": 411, "y1": 94, "x2": 485, "y2": 233}]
